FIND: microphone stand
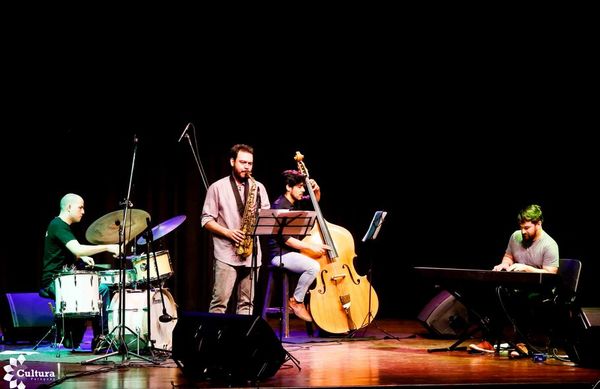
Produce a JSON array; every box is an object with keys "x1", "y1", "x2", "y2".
[
  {"x1": 247, "y1": 187, "x2": 262, "y2": 316},
  {"x1": 180, "y1": 123, "x2": 209, "y2": 191},
  {"x1": 84, "y1": 135, "x2": 156, "y2": 365},
  {"x1": 142, "y1": 217, "x2": 173, "y2": 355}
]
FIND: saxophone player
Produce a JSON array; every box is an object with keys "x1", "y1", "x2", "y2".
[{"x1": 201, "y1": 144, "x2": 270, "y2": 315}]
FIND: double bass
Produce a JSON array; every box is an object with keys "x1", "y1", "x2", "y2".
[{"x1": 295, "y1": 151, "x2": 379, "y2": 334}]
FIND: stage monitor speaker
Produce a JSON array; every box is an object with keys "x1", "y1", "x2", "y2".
[
  {"x1": 566, "y1": 307, "x2": 600, "y2": 368},
  {"x1": 171, "y1": 311, "x2": 287, "y2": 382},
  {"x1": 417, "y1": 290, "x2": 469, "y2": 337},
  {"x1": 0, "y1": 292, "x2": 54, "y2": 343}
]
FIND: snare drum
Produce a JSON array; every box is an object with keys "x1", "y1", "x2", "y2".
[
  {"x1": 54, "y1": 271, "x2": 100, "y2": 317},
  {"x1": 131, "y1": 250, "x2": 173, "y2": 283},
  {"x1": 107, "y1": 288, "x2": 178, "y2": 350},
  {"x1": 98, "y1": 269, "x2": 137, "y2": 287}
]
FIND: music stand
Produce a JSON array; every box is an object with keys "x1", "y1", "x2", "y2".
[
  {"x1": 354, "y1": 211, "x2": 394, "y2": 339},
  {"x1": 251, "y1": 209, "x2": 316, "y2": 373},
  {"x1": 254, "y1": 209, "x2": 317, "y2": 238},
  {"x1": 361, "y1": 210, "x2": 387, "y2": 243},
  {"x1": 252, "y1": 209, "x2": 317, "y2": 341}
]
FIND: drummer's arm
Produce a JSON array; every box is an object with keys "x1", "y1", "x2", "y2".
[{"x1": 65, "y1": 240, "x2": 120, "y2": 258}]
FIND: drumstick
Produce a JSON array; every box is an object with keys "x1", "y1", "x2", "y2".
[{"x1": 92, "y1": 264, "x2": 112, "y2": 270}]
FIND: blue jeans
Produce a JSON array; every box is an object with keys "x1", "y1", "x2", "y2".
[{"x1": 271, "y1": 252, "x2": 320, "y2": 303}]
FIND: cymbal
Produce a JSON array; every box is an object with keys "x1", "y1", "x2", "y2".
[
  {"x1": 86, "y1": 209, "x2": 151, "y2": 244},
  {"x1": 137, "y1": 215, "x2": 186, "y2": 245}
]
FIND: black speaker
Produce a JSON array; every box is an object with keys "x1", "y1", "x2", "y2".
[
  {"x1": 0, "y1": 293, "x2": 55, "y2": 343},
  {"x1": 171, "y1": 312, "x2": 287, "y2": 382},
  {"x1": 566, "y1": 307, "x2": 600, "y2": 367},
  {"x1": 417, "y1": 290, "x2": 469, "y2": 336}
]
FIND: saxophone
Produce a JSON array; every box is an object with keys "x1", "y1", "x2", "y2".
[{"x1": 235, "y1": 173, "x2": 257, "y2": 257}]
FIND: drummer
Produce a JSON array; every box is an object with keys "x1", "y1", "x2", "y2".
[{"x1": 39, "y1": 193, "x2": 119, "y2": 351}]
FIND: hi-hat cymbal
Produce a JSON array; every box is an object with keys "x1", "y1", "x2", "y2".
[
  {"x1": 137, "y1": 215, "x2": 186, "y2": 245},
  {"x1": 86, "y1": 209, "x2": 151, "y2": 244}
]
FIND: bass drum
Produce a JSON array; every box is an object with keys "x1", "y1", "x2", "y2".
[{"x1": 107, "y1": 288, "x2": 178, "y2": 350}]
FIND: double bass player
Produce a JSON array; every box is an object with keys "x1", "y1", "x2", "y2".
[{"x1": 266, "y1": 170, "x2": 330, "y2": 322}]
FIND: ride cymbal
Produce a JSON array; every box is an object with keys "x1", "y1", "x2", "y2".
[
  {"x1": 86, "y1": 209, "x2": 151, "y2": 244},
  {"x1": 138, "y1": 215, "x2": 186, "y2": 245}
]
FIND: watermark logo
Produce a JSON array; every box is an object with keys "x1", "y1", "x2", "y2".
[
  {"x1": 3, "y1": 354, "x2": 56, "y2": 389},
  {"x1": 3, "y1": 354, "x2": 26, "y2": 389}
]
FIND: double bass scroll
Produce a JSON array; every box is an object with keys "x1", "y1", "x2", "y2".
[{"x1": 294, "y1": 151, "x2": 379, "y2": 334}]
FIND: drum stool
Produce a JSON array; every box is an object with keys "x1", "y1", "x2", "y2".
[
  {"x1": 34, "y1": 287, "x2": 90, "y2": 355},
  {"x1": 33, "y1": 289, "x2": 68, "y2": 356},
  {"x1": 261, "y1": 266, "x2": 313, "y2": 338}
]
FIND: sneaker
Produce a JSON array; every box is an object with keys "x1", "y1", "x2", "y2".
[
  {"x1": 92, "y1": 335, "x2": 112, "y2": 354},
  {"x1": 91, "y1": 335, "x2": 104, "y2": 350},
  {"x1": 515, "y1": 342, "x2": 528, "y2": 355},
  {"x1": 468, "y1": 340, "x2": 495, "y2": 353},
  {"x1": 510, "y1": 343, "x2": 529, "y2": 358},
  {"x1": 289, "y1": 298, "x2": 313, "y2": 322}
]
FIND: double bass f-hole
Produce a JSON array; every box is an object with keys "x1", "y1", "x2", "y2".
[
  {"x1": 294, "y1": 151, "x2": 379, "y2": 334},
  {"x1": 316, "y1": 265, "x2": 362, "y2": 295}
]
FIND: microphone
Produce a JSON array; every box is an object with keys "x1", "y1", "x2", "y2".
[
  {"x1": 178, "y1": 122, "x2": 192, "y2": 143},
  {"x1": 159, "y1": 312, "x2": 173, "y2": 323}
]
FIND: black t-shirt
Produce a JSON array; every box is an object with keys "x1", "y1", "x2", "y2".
[{"x1": 40, "y1": 217, "x2": 77, "y2": 288}]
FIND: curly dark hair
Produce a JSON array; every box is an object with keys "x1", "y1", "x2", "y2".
[{"x1": 282, "y1": 169, "x2": 306, "y2": 188}]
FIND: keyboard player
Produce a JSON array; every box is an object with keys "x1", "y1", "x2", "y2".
[{"x1": 470, "y1": 204, "x2": 559, "y2": 354}]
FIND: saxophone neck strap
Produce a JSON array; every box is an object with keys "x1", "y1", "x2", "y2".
[{"x1": 229, "y1": 174, "x2": 246, "y2": 217}]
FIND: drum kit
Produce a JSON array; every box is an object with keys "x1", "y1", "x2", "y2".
[{"x1": 52, "y1": 211, "x2": 186, "y2": 355}]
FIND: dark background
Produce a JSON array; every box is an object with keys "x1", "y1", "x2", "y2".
[{"x1": 1, "y1": 33, "x2": 598, "y2": 325}]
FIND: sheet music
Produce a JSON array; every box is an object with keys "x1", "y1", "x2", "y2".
[
  {"x1": 362, "y1": 210, "x2": 387, "y2": 242},
  {"x1": 260, "y1": 209, "x2": 307, "y2": 218},
  {"x1": 253, "y1": 209, "x2": 317, "y2": 236}
]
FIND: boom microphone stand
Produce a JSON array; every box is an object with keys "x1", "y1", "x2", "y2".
[
  {"x1": 178, "y1": 122, "x2": 209, "y2": 191},
  {"x1": 84, "y1": 135, "x2": 156, "y2": 365}
]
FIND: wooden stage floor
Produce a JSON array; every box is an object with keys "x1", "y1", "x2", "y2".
[{"x1": 1, "y1": 317, "x2": 599, "y2": 388}]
